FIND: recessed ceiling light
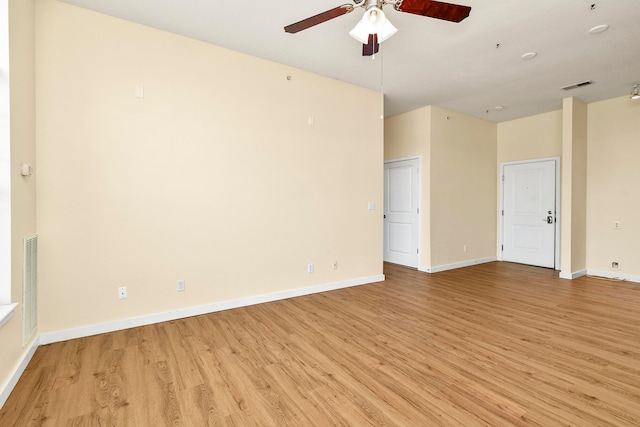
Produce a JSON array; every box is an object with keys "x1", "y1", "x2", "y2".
[
  {"x1": 521, "y1": 52, "x2": 537, "y2": 60},
  {"x1": 589, "y1": 24, "x2": 609, "y2": 34},
  {"x1": 494, "y1": 106, "x2": 505, "y2": 111}
]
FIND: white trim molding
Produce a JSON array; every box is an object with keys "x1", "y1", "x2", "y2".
[
  {"x1": 39, "y1": 274, "x2": 385, "y2": 345},
  {"x1": 419, "y1": 257, "x2": 497, "y2": 274},
  {"x1": 384, "y1": 155, "x2": 421, "y2": 163},
  {"x1": 559, "y1": 269, "x2": 587, "y2": 280},
  {"x1": 0, "y1": 302, "x2": 18, "y2": 329},
  {"x1": 498, "y1": 157, "x2": 561, "y2": 270},
  {"x1": 586, "y1": 270, "x2": 640, "y2": 284},
  {"x1": 0, "y1": 336, "x2": 39, "y2": 410},
  {"x1": 384, "y1": 156, "x2": 422, "y2": 269},
  {"x1": 1, "y1": 273, "x2": 384, "y2": 407}
]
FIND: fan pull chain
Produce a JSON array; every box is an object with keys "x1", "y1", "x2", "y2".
[{"x1": 379, "y1": 38, "x2": 384, "y2": 119}]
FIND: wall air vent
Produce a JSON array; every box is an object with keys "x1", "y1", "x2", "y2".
[{"x1": 561, "y1": 80, "x2": 593, "y2": 91}]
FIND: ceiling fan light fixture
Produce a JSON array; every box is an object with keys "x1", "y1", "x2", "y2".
[
  {"x1": 631, "y1": 84, "x2": 640, "y2": 100},
  {"x1": 349, "y1": 7, "x2": 398, "y2": 44}
]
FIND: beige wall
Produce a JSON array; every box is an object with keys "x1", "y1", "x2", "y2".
[
  {"x1": 35, "y1": 0, "x2": 383, "y2": 333},
  {"x1": 587, "y1": 95, "x2": 640, "y2": 277},
  {"x1": 561, "y1": 97, "x2": 588, "y2": 276},
  {"x1": 0, "y1": 0, "x2": 37, "y2": 403},
  {"x1": 497, "y1": 110, "x2": 562, "y2": 164},
  {"x1": 384, "y1": 107, "x2": 430, "y2": 160},
  {"x1": 429, "y1": 107, "x2": 497, "y2": 268}
]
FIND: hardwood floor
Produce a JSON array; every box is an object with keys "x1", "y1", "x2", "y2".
[{"x1": 3, "y1": 262, "x2": 640, "y2": 426}]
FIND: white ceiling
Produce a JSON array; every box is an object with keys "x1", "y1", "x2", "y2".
[{"x1": 59, "y1": 0, "x2": 640, "y2": 122}]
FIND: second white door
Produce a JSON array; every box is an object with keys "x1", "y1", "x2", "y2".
[{"x1": 384, "y1": 159, "x2": 419, "y2": 267}]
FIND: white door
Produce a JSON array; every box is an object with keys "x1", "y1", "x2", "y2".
[
  {"x1": 384, "y1": 159, "x2": 419, "y2": 267},
  {"x1": 502, "y1": 160, "x2": 557, "y2": 268}
]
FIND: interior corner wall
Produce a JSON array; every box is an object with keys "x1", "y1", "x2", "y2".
[
  {"x1": 384, "y1": 106, "x2": 431, "y2": 268},
  {"x1": 384, "y1": 107, "x2": 431, "y2": 161},
  {"x1": 384, "y1": 106, "x2": 497, "y2": 271},
  {"x1": 560, "y1": 97, "x2": 588, "y2": 277},
  {"x1": 0, "y1": 0, "x2": 37, "y2": 406},
  {"x1": 586, "y1": 95, "x2": 640, "y2": 278},
  {"x1": 429, "y1": 107, "x2": 497, "y2": 269},
  {"x1": 34, "y1": 0, "x2": 383, "y2": 334}
]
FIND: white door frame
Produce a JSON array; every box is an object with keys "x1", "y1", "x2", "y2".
[
  {"x1": 498, "y1": 157, "x2": 561, "y2": 270},
  {"x1": 384, "y1": 156, "x2": 421, "y2": 268}
]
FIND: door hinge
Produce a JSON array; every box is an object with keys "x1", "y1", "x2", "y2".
[
  {"x1": 501, "y1": 210, "x2": 504, "y2": 216},
  {"x1": 417, "y1": 208, "x2": 419, "y2": 214},
  {"x1": 501, "y1": 245, "x2": 504, "y2": 251},
  {"x1": 417, "y1": 248, "x2": 419, "y2": 254}
]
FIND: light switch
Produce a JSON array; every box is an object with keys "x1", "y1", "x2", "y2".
[
  {"x1": 135, "y1": 85, "x2": 144, "y2": 99},
  {"x1": 368, "y1": 201, "x2": 375, "y2": 210}
]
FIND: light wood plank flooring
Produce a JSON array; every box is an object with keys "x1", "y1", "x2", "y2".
[{"x1": 2, "y1": 262, "x2": 640, "y2": 426}]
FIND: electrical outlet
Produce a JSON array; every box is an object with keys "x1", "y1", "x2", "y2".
[
  {"x1": 177, "y1": 279, "x2": 185, "y2": 292},
  {"x1": 333, "y1": 261, "x2": 338, "y2": 270},
  {"x1": 612, "y1": 261, "x2": 620, "y2": 269},
  {"x1": 463, "y1": 244, "x2": 468, "y2": 253},
  {"x1": 613, "y1": 221, "x2": 621, "y2": 230},
  {"x1": 308, "y1": 263, "x2": 314, "y2": 273},
  {"x1": 118, "y1": 286, "x2": 127, "y2": 299}
]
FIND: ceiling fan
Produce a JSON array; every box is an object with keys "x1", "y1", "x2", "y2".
[{"x1": 284, "y1": 0, "x2": 471, "y2": 56}]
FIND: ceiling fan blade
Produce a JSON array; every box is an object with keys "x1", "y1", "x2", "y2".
[
  {"x1": 362, "y1": 34, "x2": 379, "y2": 56},
  {"x1": 284, "y1": 4, "x2": 355, "y2": 34},
  {"x1": 396, "y1": 0, "x2": 471, "y2": 22}
]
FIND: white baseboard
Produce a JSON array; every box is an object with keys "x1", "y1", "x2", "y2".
[
  {"x1": 1, "y1": 274, "x2": 384, "y2": 409},
  {"x1": 559, "y1": 269, "x2": 587, "y2": 280},
  {"x1": 0, "y1": 336, "x2": 39, "y2": 409},
  {"x1": 586, "y1": 269, "x2": 640, "y2": 283},
  {"x1": 419, "y1": 257, "x2": 497, "y2": 274},
  {"x1": 39, "y1": 274, "x2": 385, "y2": 345}
]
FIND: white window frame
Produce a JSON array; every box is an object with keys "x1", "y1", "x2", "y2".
[{"x1": 0, "y1": 0, "x2": 16, "y2": 327}]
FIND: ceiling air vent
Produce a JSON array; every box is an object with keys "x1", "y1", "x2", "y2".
[{"x1": 562, "y1": 80, "x2": 593, "y2": 91}]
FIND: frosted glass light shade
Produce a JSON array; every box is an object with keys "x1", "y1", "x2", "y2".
[{"x1": 349, "y1": 7, "x2": 398, "y2": 44}]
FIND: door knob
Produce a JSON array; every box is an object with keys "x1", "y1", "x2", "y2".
[{"x1": 546, "y1": 215, "x2": 553, "y2": 224}]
